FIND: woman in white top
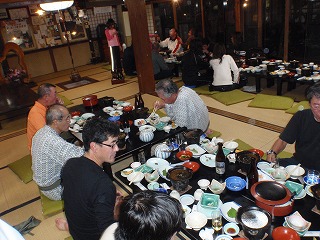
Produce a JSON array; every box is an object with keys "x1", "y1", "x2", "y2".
[{"x1": 209, "y1": 43, "x2": 240, "y2": 92}]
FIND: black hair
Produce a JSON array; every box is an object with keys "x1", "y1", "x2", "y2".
[
  {"x1": 306, "y1": 82, "x2": 320, "y2": 102},
  {"x1": 114, "y1": 191, "x2": 183, "y2": 240},
  {"x1": 212, "y1": 43, "x2": 226, "y2": 64},
  {"x1": 82, "y1": 118, "x2": 120, "y2": 151}
]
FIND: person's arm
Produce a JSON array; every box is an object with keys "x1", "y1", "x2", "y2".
[
  {"x1": 266, "y1": 138, "x2": 288, "y2": 163},
  {"x1": 159, "y1": 38, "x2": 168, "y2": 48},
  {"x1": 229, "y1": 56, "x2": 240, "y2": 83}
]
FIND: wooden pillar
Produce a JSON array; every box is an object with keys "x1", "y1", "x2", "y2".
[
  {"x1": 257, "y1": 0, "x2": 263, "y2": 48},
  {"x1": 283, "y1": 0, "x2": 290, "y2": 61},
  {"x1": 235, "y1": 0, "x2": 241, "y2": 32},
  {"x1": 173, "y1": 2, "x2": 178, "y2": 30},
  {"x1": 200, "y1": 0, "x2": 205, "y2": 38},
  {"x1": 126, "y1": 0, "x2": 155, "y2": 94}
]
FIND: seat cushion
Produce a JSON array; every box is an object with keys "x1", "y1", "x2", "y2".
[
  {"x1": 248, "y1": 94, "x2": 294, "y2": 110},
  {"x1": 57, "y1": 94, "x2": 73, "y2": 106},
  {"x1": 210, "y1": 89, "x2": 255, "y2": 106},
  {"x1": 234, "y1": 139, "x2": 254, "y2": 151},
  {"x1": 40, "y1": 191, "x2": 64, "y2": 217},
  {"x1": 194, "y1": 85, "x2": 218, "y2": 95},
  {"x1": 8, "y1": 154, "x2": 33, "y2": 183},
  {"x1": 285, "y1": 101, "x2": 310, "y2": 114}
]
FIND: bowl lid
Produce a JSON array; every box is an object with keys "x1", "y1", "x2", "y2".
[{"x1": 251, "y1": 181, "x2": 292, "y2": 205}]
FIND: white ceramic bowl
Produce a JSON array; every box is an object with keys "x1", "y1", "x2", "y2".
[
  {"x1": 223, "y1": 222, "x2": 240, "y2": 236},
  {"x1": 145, "y1": 171, "x2": 160, "y2": 182},
  {"x1": 271, "y1": 167, "x2": 289, "y2": 182},
  {"x1": 163, "y1": 125, "x2": 172, "y2": 133},
  {"x1": 202, "y1": 143, "x2": 218, "y2": 154},
  {"x1": 285, "y1": 165, "x2": 305, "y2": 178},
  {"x1": 198, "y1": 179, "x2": 210, "y2": 190},
  {"x1": 160, "y1": 116, "x2": 171, "y2": 123},
  {"x1": 287, "y1": 214, "x2": 309, "y2": 231},
  {"x1": 223, "y1": 141, "x2": 239, "y2": 152},
  {"x1": 208, "y1": 179, "x2": 226, "y2": 194},
  {"x1": 185, "y1": 212, "x2": 207, "y2": 231},
  {"x1": 127, "y1": 171, "x2": 144, "y2": 184},
  {"x1": 130, "y1": 162, "x2": 141, "y2": 169}
]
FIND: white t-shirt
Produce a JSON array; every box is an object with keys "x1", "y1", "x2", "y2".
[
  {"x1": 0, "y1": 219, "x2": 25, "y2": 240},
  {"x1": 209, "y1": 55, "x2": 239, "y2": 86},
  {"x1": 100, "y1": 222, "x2": 118, "y2": 240}
]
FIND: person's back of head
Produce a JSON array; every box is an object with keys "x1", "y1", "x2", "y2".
[
  {"x1": 82, "y1": 118, "x2": 120, "y2": 152},
  {"x1": 37, "y1": 83, "x2": 55, "y2": 99},
  {"x1": 114, "y1": 191, "x2": 183, "y2": 240},
  {"x1": 45, "y1": 104, "x2": 66, "y2": 125},
  {"x1": 212, "y1": 43, "x2": 226, "y2": 64},
  {"x1": 155, "y1": 79, "x2": 179, "y2": 98}
]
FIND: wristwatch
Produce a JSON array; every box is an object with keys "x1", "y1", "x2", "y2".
[{"x1": 266, "y1": 149, "x2": 277, "y2": 156}]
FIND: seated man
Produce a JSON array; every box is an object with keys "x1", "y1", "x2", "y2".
[
  {"x1": 122, "y1": 44, "x2": 137, "y2": 76},
  {"x1": 266, "y1": 83, "x2": 320, "y2": 171},
  {"x1": 100, "y1": 190, "x2": 183, "y2": 240},
  {"x1": 154, "y1": 79, "x2": 209, "y2": 132},
  {"x1": 159, "y1": 28, "x2": 183, "y2": 55},
  {"x1": 62, "y1": 118, "x2": 123, "y2": 240},
  {"x1": 151, "y1": 42, "x2": 173, "y2": 80},
  {"x1": 31, "y1": 104, "x2": 84, "y2": 200},
  {"x1": 27, "y1": 83, "x2": 63, "y2": 150}
]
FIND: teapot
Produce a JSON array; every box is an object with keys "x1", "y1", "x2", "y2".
[
  {"x1": 155, "y1": 143, "x2": 171, "y2": 159},
  {"x1": 139, "y1": 129, "x2": 154, "y2": 142}
]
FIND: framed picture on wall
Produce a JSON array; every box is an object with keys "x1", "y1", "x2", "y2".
[
  {"x1": 28, "y1": 5, "x2": 39, "y2": 15},
  {"x1": 0, "y1": 8, "x2": 8, "y2": 19},
  {"x1": 8, "y1": 8, "x2": 29, "y2": 20}
]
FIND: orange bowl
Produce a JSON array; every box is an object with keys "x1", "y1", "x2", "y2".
[
  {"x1": 176, "y1": 150, "x2": 193, "y2": 161},
  {"x1": 183, "y1": 161, "x2": 200, "y2": 172},
  {"x1": 272, "y1": 227, "x2": 300, "y2": 240},
  {"x1": 249, "y1": 148, "x2": 264, "y2": 158},
  {"x1": 71, "y1": 111, "x2": 81, "y2": 117}
]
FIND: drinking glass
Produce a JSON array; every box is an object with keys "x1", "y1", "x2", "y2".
[
  {"x1": 138, "y1": 151, "x2": 146, "y2": 165},
  {"x1": 211, "y1": 210, "x2": 223, "y2": 232},
  {"x1": 307, "y1": 170, "x2": 319, "y2": 185}
]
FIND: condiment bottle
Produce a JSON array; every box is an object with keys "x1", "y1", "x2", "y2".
[
  {"x1": 134, "y1": 94, "x2": 139, "y2": 110},
  {"x1": 215, "y1": 142, "x2": 226, "y2": 175},
  {"x1": 138, "y1": 93, "x2": 144, "y2": 109},
  {"x1": 247, "y1": 157, "x2": 258, "y2": 190}
]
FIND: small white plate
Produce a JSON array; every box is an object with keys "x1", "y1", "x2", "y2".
[
  {"x1": 220, "y1": 201, "x2": 241, "y2": 223},
  {"x1": 157, "y1": 165, "x2": 173, "y2": 181},
  {"x1": 215, "y1": 234, "x2": 233, "y2": 240},
  {"x1": 200, "y1": 154, "x2": 216, "y2": 168},
  {"x1": 257, "y1": 162, "x2": 272, "y2": 171},
  {"x1": 134, "y1": 119, "x2": 147, "y2": 127},
  {"x1": 109, "y1": 110, "x2": 123, "y2": 117},
  {"x1": 102, "y1": 107, "x2": 115, "y2": 113},
  {"x1": 146, "y1": 158, "x2": 169, "y2": 170},
  {"x1": 69, "y1": 126, "x2": 82, "y2": 132},
  {"x1": 186, "y1": 144, "x2": 206, "y2": 156},
  {"x1": 121, "y1": 168, "x2": 134, "y2": 177},
  {"x1": 180, "y1": 194, "x2": 195, "y2": 205},
  {"x1": 223, "y1": 222, "x2": 240, "y2": 236},
  {"x1": 81, "y1": 113, "x2": 95, "y2": 119},
  {"x1": 120, "y1": 102, "x2": 131, "y2": 107}
]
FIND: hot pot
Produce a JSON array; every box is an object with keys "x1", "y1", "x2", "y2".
[
  {"x1": 183, "y1": 129, "x2": 203, "y2": 145},
  {"x1": 82, "y1": 95, "x2": 98, "y2": 107},
  {"x1": 236, "y1": 206, "x2": 272, "y2": 240},
  {"x1": 167, "y1": 166, "x2": 193, "y2": 192},
  {"x1": 251, "y1": 181, "x2": 294, "y2": 216}
]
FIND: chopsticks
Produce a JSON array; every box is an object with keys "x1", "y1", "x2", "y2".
[{"x1": 129, "y1": 173, "x2": 139, "y2": 185}]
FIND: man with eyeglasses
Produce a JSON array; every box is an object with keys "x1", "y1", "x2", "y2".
[
  {"x1": 266, "y1": 82, "x2": 320, "y2": 171},
  {"x1": 31, "y1": 104, "x2": 84, "y2": 201},
  {"x1": 61, "y1": 117, "x2": 123, "y2": 240}
]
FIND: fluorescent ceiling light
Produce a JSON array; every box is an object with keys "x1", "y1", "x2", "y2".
[{"x1": 40, "y1": 1, "x2": 74, "y2": 11}]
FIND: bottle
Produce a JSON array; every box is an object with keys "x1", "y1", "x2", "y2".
[
  {"x1": 123, "y1": 117, "x2": 130, "y2": 134},
  {"x1": 215, "y1": 142, "x2": 226, "y2": 175},
  {"x1": 134, "y1": 94, "x2": 139, "y2": 110},
  {"x1": 247, "y1": 158, "x2": 258, "y2": 190},
  {"x1": 138, "y1": 93, "x2": 144, "y2": 109}
]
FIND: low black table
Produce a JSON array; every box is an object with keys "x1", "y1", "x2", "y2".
[{"x1": 114, "y1": 152, "x2": 319, "y2": 240}]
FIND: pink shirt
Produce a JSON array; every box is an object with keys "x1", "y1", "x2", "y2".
[{"x1": 105, "y1": 28, "x2": 120, "y2": 47}]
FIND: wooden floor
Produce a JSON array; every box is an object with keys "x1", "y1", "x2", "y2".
[{"x1": 0, "y1": 63, "x2": 302, "y2": 240}]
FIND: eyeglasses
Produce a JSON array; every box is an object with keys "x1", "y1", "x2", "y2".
[{"x1": 98, "y1": 141, "x2": 118, "y2": 149}]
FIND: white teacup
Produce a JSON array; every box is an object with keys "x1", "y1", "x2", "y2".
[
  {"x1": 296, "y1": 68, "x2": 302, "y2": 74},
  {"x1": 194, "y1": 189, "x2": 204, "y2": 201}
]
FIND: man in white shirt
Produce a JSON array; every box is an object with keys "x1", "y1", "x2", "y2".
[{"x1": 159, "y1": 28, "x2": 183, "y2": 54}]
